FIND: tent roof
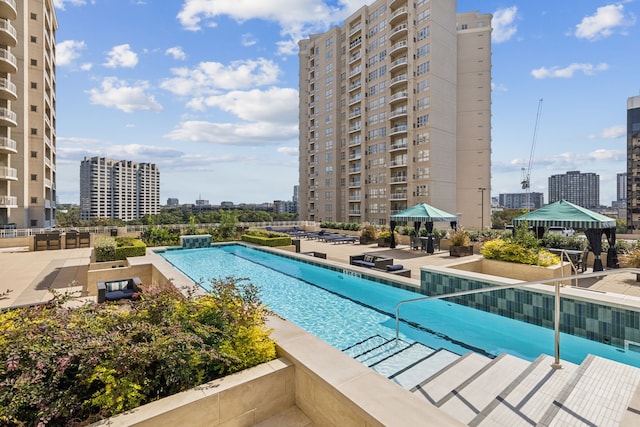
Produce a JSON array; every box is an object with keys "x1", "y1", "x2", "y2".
[
  {"x1": 511, "y1": 199, "x2": 616, "y2": 228},
  {"x1": 390, "y1": 203, "x2": 458, "y2": 222}
]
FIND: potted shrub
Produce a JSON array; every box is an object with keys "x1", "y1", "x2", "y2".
[
  {"x1": 360, "y1": 224, "x2": 377, "y2": 245},
  {"x1": 376, "y1": 229, "x2": 399, "y2": 247},
  {"x1": 619, "y1": 248, "x2": 640, "y2": 281},
  {"x1": 449, "y1": 229, "x2": 473, "y2": 257}
]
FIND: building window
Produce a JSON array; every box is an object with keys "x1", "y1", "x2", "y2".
[
  {"x1": 30, "y1": 36, "x2": 37, "y2": 43},
  {"x1": 30, "y1": 105, "x2": 37, "y2": 112},
  {"x1": 30, "y1": 220, "x2": 38, "y2": 227},
  {"x1": 31, "y1": 174, "x2": 37, "y2": 181},
  {"x1": 30, "y1": 59, "x2": 37, "y2": 66},
  {"x1": 31, "y1": 82, "x2": 37, "y2": 89},
  {"x1": 30, "y1": 151, "x2": 37, "y2": 158},
  {"x1": 30, "y1": 13, "x2": 37, "y2": 20},
  {"x1": 31, "y1": 197, "x2": 37, "y2": 204},
  {"x1": 30, "y1": 128, "x2": 37, "y2": 135}
]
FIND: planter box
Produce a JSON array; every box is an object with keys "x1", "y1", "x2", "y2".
[
  {"x1": 448, "y1": 258, "x2": 565, "y2": 282},
  {"x1": 450, "y1": 245, "x2": 473, "y2": 257}
]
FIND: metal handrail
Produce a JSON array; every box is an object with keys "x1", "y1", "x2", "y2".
[{"x1": 394, "y1": 268, "x2": 640, "y2": 369}]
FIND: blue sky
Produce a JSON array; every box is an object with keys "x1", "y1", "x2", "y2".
[{"x1": 53, "y1": 0, "x2": 639, "y2": 206}]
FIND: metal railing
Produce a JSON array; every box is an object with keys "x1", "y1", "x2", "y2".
[{"x1": 394, "y1": 268, "x2": 640, "y2": 369}]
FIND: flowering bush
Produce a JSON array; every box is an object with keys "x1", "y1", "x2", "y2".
[
  {"x1": 0, "y1": 279, "x2": 275, "y2": 426},
  {"x1": 481, "y1": 239, "x2": 560, "y2": 266}
]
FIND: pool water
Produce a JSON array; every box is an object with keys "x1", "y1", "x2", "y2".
[{"x1": 160, "y1": 244, "x2": 640, "y2": 368}]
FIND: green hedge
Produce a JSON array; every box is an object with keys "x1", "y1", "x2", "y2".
[
  {"x1": 115, "y1": 238, "x2": 147, "y2": 259},
  {"x1": 94, "y1": 236, "x2": 116, "y2": 262},
  {"x1": 241, "y1": 234, "x2": 292, "y2": 247}
]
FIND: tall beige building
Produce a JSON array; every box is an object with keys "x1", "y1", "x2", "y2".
[
  {"x1": 0, "y1": 0, "x2": 57, "y2": 229},
  {"x1": 298, "y1": 1, "x2": 491, "y2": 229}
]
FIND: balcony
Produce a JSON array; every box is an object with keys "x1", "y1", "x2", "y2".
[
  {"x1": 348, "y1": 94, "x2": 362, "y2": 105},
  {"x1": 349, "y1": 23, "x2": 362, "y2": 36},
  {"x1": 0, "y1": 106, "x2": 16, "y2": 126},
  {"x1": 389, "y1": 23, "x2": 408, "y2": 40},
  {"x1": 349, "y1": 80, "x2": 362, "y2": 92},
  {"x1": 0, "y1": 19, "x2": 16, "y2": 47},
  {"x1": 349, "y1": 37, "x2": 362, "y2": 50},
  {"x1": 348, "y1": 209, "x2": 362, "y2": 216},
  {"x1": 349, "y1": 151, "x2": 362, "y2": 160},
  {"x1": 389, "y1": 73, "x2": 408, "y2": 89},
  {"x1": 348, "y1": 124, "x2": 361, "y2": 133},
  {"x1": 390, "y1": 106, "x2": 408, "y2": 119},
  {"x1": 349, "y1": 66, "x2": 361, "y2": 78},
  {"x1": 390, "y1": 124, "x2": 408, "y2": 135},
  {"x1": 45, "y1": 178, "x2": 52, "y2": 188},
  {"x1": 0, "y1": 194, "x2": 16, "y2": 208},
  {"x1": 389, "y1": 90, "x2": 408, "y2": 104},
  {"x1": 0, "y1": 136, "x2": 16, "y2": 153},
  {"x1": 389, "y1": 7, "x2": 408, "y2": 26},
  {"x1": 349, "y1": 180, "x2": 361, "y2": 188},
  {"x1": 0, "y1": 0, "x2": 17, "y2": 21},
  {"x1": 390, "y1": 39, "x2": 408, "y2": 55},
  {"x1": 348, "y1": 165, "x2": 361, "y2": 174},
  {"x1": 0, "y1": 166, "x2": 17, "y2": 181},
  {"x1": 349, "y1": 109, "x2": 361, "y2": 119},
  {"x1": 390, "y1": 140, "x2": 408, "y2": 151},
  {"x1": 349, "y1": 137, "x2": 361, "y2": 146},
  {"x1": 349, "y1": 51, "x2": 361, "y2": 64},
  {"x1": 349, "y1": 194, "x2": 361, "y2": 202},
  {"x1": 389, "y1": 191, "x2": 408, "y2": 201},
  {"x1": 389, "y1": 56, "x2": 408, "y2": 72},
  {"x1": 0, "y1": 77, "x2": 16, "y2": 101},
  {"x1": 0, "y1": 48, "x2": 16, "y2": 73},
  {"x1": 390, "y1": 159, "x2": 407, "y2": 168},
  {"x1": 389, "y1": 175, "x2": 408, "y2": 184}
]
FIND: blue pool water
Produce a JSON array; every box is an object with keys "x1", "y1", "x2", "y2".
[{"x1": 160, "y1": 244, "x2": 640, "y2": 368}]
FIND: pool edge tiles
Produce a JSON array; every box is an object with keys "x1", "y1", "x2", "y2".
[{"x1": 420, "y1": 266, "x2": 640, "y2": 350}]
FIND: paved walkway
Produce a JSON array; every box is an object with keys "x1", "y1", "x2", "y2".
[{"x1": 2, "y1": 240, "x2": 640, "y2": 309}]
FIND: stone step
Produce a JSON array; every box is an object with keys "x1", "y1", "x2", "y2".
[
  {"x1": 355, "y1": 338, "x2": 413, "y2": 367},
  {"x1": 436, "y1": 354, "x2": 530, "y2": 425},
  {"x1": 470, "y1": 354, "x2": 579, "y2": 427},
  {"x1": 389, "y1": 348, "x2": 461, "y2": 390},
  {"x1": 539, "y1": 355, "x2": 640, "y2": 426},
  {"x1": 369, "y1": 342, "x2": 437, "y2": 379},
  {"x1": 341, "y1": 334, "x2": 390, "y2": 358},
  {"x1": 412, "y1": 352, "x2": 493, "y2": 405}
]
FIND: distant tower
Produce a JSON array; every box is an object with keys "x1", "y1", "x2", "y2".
[{"x1": 627, "y1": 96, "x2": 640, "y2": 231}]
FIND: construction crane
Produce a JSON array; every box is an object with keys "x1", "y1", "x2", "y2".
[{"x1": 521, "y1": 98, "x2": 544, "y2": 210}]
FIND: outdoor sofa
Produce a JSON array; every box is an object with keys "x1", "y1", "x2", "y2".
[
  {"x1": 97, "y1": 277, "x2": 142, "y2": 303},
  {"x1": 349, "y1": 254, "x2": 394, "y2": 269}
]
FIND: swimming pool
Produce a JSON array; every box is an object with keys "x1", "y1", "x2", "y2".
[{"x1": 159, "y1": 244, "x2": 640, "y2": 368}]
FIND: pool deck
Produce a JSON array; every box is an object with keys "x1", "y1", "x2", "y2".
[
  {"x1": 3, "y1": 239, "x2": 640, "y2": 308},
  {"x1": 4, "y1": 241, "x2": 640, "y2": 426}
]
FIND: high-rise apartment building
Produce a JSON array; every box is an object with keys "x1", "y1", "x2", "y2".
[
  {"x1": 627, "y1": 96, "x2": 640, "y2": 230},
  {"x1": 79, "y1": 157, "x2": 160, "y2": 221},
  {"x1": 298, "y1": 1, "x2": 491, "y2": 229},
  {"x1": 0, "y1": 1, "x2": 57, "y2": 229},
  {"x1": 498, "y1": 192, "x2": 544, "y2": 209},
  {"x1": 548, "y1": 171, "x2": 599, "y2": 209}
]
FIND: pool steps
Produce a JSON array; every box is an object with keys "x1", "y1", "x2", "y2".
[{"x1": 345, "y1": 336, "x2": 640, "y2": 426}]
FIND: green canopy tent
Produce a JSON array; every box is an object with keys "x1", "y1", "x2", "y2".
[
  {"x1": 390, "y1": 203, "x2": 458, "y2": 252},
  {"x1": 511, "y1": 199, "x2": 617, "y2": 271}
]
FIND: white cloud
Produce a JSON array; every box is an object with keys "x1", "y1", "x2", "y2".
[
  {"x1": 161, "y1": 58, "x2": 281, "y2": 95},
  {"x1": 176, "y1": 0, "x2": 354, "y2": 55},
  {"x1": 186, "y1": 87, "x2": 298, "y2": 123},
  {"x1": 588, "y1": 125, "x2": 626, "y2": 139},
  {"x1": 164, "y1": 120, "x2": 298, "y2": 146},
  {"x1": 106, "y1": 144, "x2": 184, "y2": 159},
  {"x1": 53, "y1": 0, "x2": 86, "y2": 9},
  {"x1": 575, "y1": 4, "x2": 635, "y2": 40},
  {"x1": 277, "y1": 146, "x2": 298, "y2": 156},
  {"x1": 531, "y1": 62, "x2": 609, "y2": 79},
  {"x1": 492, "y1": 6, "x2": 518, "y2": 43},
  {"x1": 57, "y1": 40, "x2": 86, "y2": 67},
  {"x1": 80, "y1": 63, "x2": 93, "y2": 71},
  {"x1": 241, "y1": 33, "x2": 257, "y2": 47},
  {"x1": 103, "y1": 44, "x2": 139, "y2": 68},
  {"x1": 87, "y1": 77, "x2": 163, "y2": 113},
  {"x1": 165, "y1": 46, "x2": 187, "y2": 60}
]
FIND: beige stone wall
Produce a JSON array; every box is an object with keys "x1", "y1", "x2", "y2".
[{"x1": 92, "y1": 358, "x2": 296, "y2": 427}]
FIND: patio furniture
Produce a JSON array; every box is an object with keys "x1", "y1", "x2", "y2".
[
  {"x1": 97, "y1": 277, "x2": 142, "y2": 303},
  {"x1": 376, "y1": 264, "x2": 411, "y2": 278},
  {"x1": 349, "y1": 254, "x2": 394, "y2": 269}
]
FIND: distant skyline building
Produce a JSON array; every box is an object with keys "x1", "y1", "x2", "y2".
[
  {"x1": 0, "y1": 1, "x2": 58, "y2": 229},
  {"x1": 297, "y1": 1, "x2": 492, "y2": 229},
  {"x1": 548, "y1": 170, "x2": 599, "y2": 209},
  {"x1": 617, "y1": 172, "x2": 627, "y2": 202},
  {"x1": 166, "y1": 198, "x2": 179, "y2": 206},
  {"x1": 498, "y1": 192, "x2": 544, "y2": 209},
  {"x1": 79, "y1": 157, "x2": 160, "y2": 221},
  {"x1": 627, "y1": 96, "x2": 640, "y2": 230}
]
